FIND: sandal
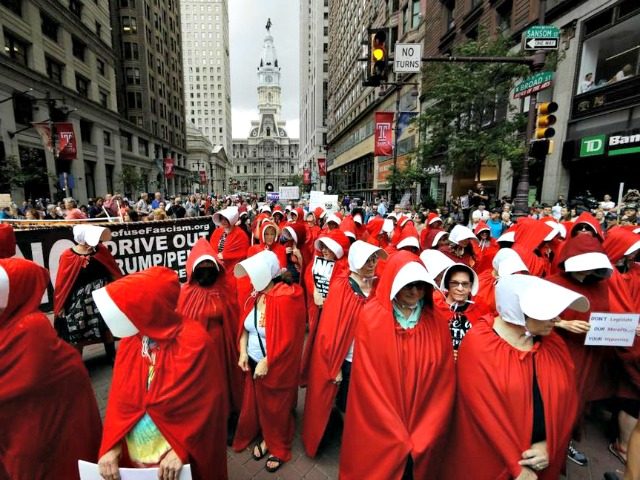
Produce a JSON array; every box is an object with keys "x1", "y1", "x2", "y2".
[
  {"x1": 252, "y1": 442, "x2": 268, "y2": 461},
  {"x1": 609, "y1": 441, "x2": 627, "y2": 465},
  {"x1": 265, "y1": 455, "x2": 284, "y2": 473}
]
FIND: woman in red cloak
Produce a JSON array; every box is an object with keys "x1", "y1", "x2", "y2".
[
  {"x1": 232, "y1": 250, "x2": 306, "y2": 473},
  {"x1": 300, "y1": 229, "x2": 351, "y2": 385},
  {"x1": 512, "y1": 218, "x2": 556, "y2": 277},
  {"x1": 177, "y1": 238, "x2": 243, "y2": 444},
  {"x1": 365, "y1": 216, "x2": 389, "y2": 248},
  {"x1": 281, "y1": 223, "x2": 311, "y2": 284},
  {"x1": 473, "y1": 221, "x2": 499, "y2": 274},
  {"x1": 0, "y1": 223, "x2": 16, "y2": 258},
  {"x1": 93, "y1": 267, "x2": 227, "y2": 480},
  {"x1": 339, "y1": 251, "x2": 455, "y2": 479},
  {"x1": 0, "y1": 257, "x2": 102, "y2": 480},
  {"x1": 302, "y1": 241, "x2": 387, "y2": 457},
  {"x1": 444, "y1": 224, "x2": 477, "y2": 267},
  {"x1": 54, "y1": 225, "x2": 122, "y2": 362},
  {"x1": 446, "y1": 274, "x2": 587, "y2": 480},
  {"x1": 419, "y1": 213, "x2": 444, "y2": 250}
]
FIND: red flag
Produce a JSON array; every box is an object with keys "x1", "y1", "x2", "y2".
[
  {"x1": 317, "y1": 158, "x2": 326, "y2": 176},
  {"x1": 164, "y1": 158, "x2": 175, "y2": 179},
  {"x1": 303, "y1": 168, "x2": 311, "y2": 185},
  {"x1": 374, "y1": 112, "x2": 394, "y2": 156},
  {"x1": 199, "y1": 170, "x2": 207, "y2": 183},
  {"x1": 55, "y1": 122, "x2": 77, "y2": 160}
]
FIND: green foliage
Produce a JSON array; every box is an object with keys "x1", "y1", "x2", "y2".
[
  {"x1": 417, "y1": 33, "x2": 529, "y2": 177},
  {"x1": 386, "y1": 162, "x2": 424, "y2": 190},
  {"x1": 0, "y1": 153, "x2": 53, "y2": 191},
  {"x1": 119, "y1": 165, "x2": 145, "y2": 197}
]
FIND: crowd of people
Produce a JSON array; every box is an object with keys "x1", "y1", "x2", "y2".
[{"x1": 1, "y1": 185, "x2": 640, "y2": 480}]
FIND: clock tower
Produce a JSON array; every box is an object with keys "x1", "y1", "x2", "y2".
[{"x1": 257, "y1": 19, "x2": 282, "y2": 124}]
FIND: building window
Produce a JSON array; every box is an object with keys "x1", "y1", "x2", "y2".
[
  {"x1": 577, "y1": 12, "x2": 640, "y2": 94},
  {"x1": 127, "y1": 91, "x2": 143, "y2": 109},
  {"x1": 75, "y1": 74, "x2": 89, "y2": 97},
  {"x1": 99, "y1": 89, "x2": 109, "y2": 108},
  {"x1": 103, "y1": 130, "x2": 111, "y2": 146},
  {"x1": 96, "y1": 58, "x2": 105, "y2": 76},
  {"x1": 126, "y1": 67, "x2": 141, "y2": 84},
  {"x1": 3, "y1": 31, "x2": 28, "y2": 67},
  {"x1": 411, "y1": 0, "x2": 421, "y2": 29},
  {"x1": 72, "y1": 36, "x2": 86, "y2": 61},
  {"x1": 138, "y1": 138, "x2": 148, "y2": 156},
  {"x1": 1, "y1": 0, "x2": 22, "y2": 15},
  {"x1": 496, "y1": 0, "x2": 512, "y2": 34},
  {"x1": 80, "y1": 120, "x2": 93, "y2": 144},
  {"x1": 122, "y1": 16, "x2": 137, "y2": 33},
  {"x1": 12, "y1": 93, "x2": 32, "y2": 125},
  {"x1": 120, "y1": 0, "x2": 134, "y2": 7},
  {"x1": 45, "y1": 56, "x2": 64, "y2": 83},
  {"x1": 41, "y1": 13, "x2": 59, "y2": 41},
  {"x1": 444, "y1": 0, "x2": 455, "y2": 31},
  {"x1": 69, "y1": 0, "x2": 82, "y2": 18},
  {"x1": 123, "y1": 42, "x2": 139, "y2": 59},
  {"x1": 95, "y1": 21, "x2": 101, "y2": 37}
]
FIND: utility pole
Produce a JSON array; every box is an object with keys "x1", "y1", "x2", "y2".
[{"x1": 391, "y1": 84, "x2": 402, "y2": 207}]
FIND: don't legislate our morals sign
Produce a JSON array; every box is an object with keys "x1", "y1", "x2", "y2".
[{"x1": 13, "y1": 217, "x2": 214, "y2": 311}]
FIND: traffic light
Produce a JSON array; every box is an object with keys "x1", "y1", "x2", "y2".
[
  {"x1": 367, "y1": 28, "x2": 388, "y2": 87},
  {"x1": 534, "y1": 101, "x2": 558, "y2": 139}
]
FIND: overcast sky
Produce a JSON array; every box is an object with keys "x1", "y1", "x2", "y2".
[{"x1": 229, "y1": 0, "x2": 300, "y2": 139}]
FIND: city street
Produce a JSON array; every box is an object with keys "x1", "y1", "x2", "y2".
[{"x1": 85, "y1": 346, "x2": 625, "y2": 480}]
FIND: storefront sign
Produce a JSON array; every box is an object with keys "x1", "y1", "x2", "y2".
[
  {"x1": 13, "y1": 217, "x2": 215, "y2": 311},
  {"x1": 585, "y1": 312, "x2": 640, "y2": 347},
  {"x1": 579, "y1": 134, "x2": 606, "y2": 157},
  {"x1": 579, "y1": 131, "x2": 640, "y2": 158}
]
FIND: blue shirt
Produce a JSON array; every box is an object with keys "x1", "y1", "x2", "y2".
[{"x1": 487, "y1": 218, "x2": 505, "y2": 239}]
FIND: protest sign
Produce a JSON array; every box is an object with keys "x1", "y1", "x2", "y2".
[
  {"x1": 584, "y1": 312, "x2": 640, "y2": 347},
  {"x1": 14, "y1": 217, "x2": 215, "y2": 311},
  {"x1": 311, "y1": 256, "x2": 336, "y2": 299},
  {"x1": 322, "y1": 194, "x2": 339, "y2": 213},
  {"x1": 279, "y1": 186, "x2": 300, "y2": 200},
  {"x1": 309, "y1": 190, "x2": 325, "y2": 210}
]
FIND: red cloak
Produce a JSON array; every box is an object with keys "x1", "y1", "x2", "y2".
[
  {"x1": 512, "y1": 218, "x2": 553, "y2": 278},
  {"x1": 177, "y1": 238, "x2": 242, "y2": 414},
  {"x1": 433, "y1": 294, "x2": 490, "y2": 355},
  {"x1": 232, "y1": 281, "x2": 306, "y2": 462},
  {"x1": 53, "y1": 243, "x2": 122, "y2": 316},
  {"x1": 99, "y1": 268, "x2": 227, "y2": 480},
  {"x1": 210, "y1": 224, "x2": 249, "y2": 305},
  {"x1": 446, "y1": 319, "x2": 578, "y2": 480},
  {"x1": 475, "y1": 268, "x2": 498, "y2": 316},
  {"x1": 302, "y1": 274, "x2": 374, "y2": 457},
  {"x1": 339, "y1": 251, "x2": 455, "y2": 479},
  {"x1": 0, "y1": 223, "x2": 16, "y2": 258},
  {"x1": 473, "y1": 222, "x2": 499, "y2": 274},
  {"x1": 0, "y1": 258, "x2": 102, "y2": 479}
]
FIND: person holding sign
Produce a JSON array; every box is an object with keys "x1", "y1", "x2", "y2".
[
  {"x1": 93, "y1": 267, "x2": 227, "y2": 480},
  {"x1": 445, "y1": 274, "x2": 588, "y2": 480},
  {"x1": 232, "y1": 251, "x2": 306, "y2": 473},
  {"x1": 302, "y1": 240, "x2": 387, "y2": 457},
  {"x1": 339, "y1": 251, "x2": 454, "y2": 479},
  {"x1": 0, "y1": 258, "x2": 102, "y2": 480}
]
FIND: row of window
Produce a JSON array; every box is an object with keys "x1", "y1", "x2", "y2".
[{"x1": 235, "y1": 164, "x2": 296, "y2": 174}]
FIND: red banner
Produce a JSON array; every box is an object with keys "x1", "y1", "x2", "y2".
[
  {"x1": 317, "y1": 158, "x2": 326, "y2": 176},
  {"x1": 164, "y1": 157, "x2": 175, "y2": 179},
  {"x1": 303, "y1": 168, "x2": 311, "y2": 185},
  {"x1": 56, "y1": 122, "x2": 77, "y2": 160},
  {"x1": 374, "y1": 112, "x2": 394, "y2": 156},
  {"x1": 199, "y1": 170, "x2": 207, "y2": 184}
]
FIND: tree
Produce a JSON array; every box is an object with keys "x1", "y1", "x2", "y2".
[
  {"x1": 416, "y1": 33, "x2": 529, "y2": 179},
  {"x1": 118, "y1": 165, "x2": 145, "y2": 198},
  {"x1": 0, "y1": 150, "x2": 53, "y2": 199}
]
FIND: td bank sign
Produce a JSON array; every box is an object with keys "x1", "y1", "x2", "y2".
[{"x1": 580, "y1": 132, "x2": 640, "y2": 158}]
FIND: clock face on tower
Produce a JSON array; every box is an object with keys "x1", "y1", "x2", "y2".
[{"x1": 265, "y1": 75, "x2": 273, "y2": 83}]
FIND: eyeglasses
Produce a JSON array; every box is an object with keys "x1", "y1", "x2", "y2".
[
  {"x1": 449, "y1": 281, "x2": 472, "y2": 289},
  {"x1": 401, "y1": 281, "x2": 424, "y2": 290}
]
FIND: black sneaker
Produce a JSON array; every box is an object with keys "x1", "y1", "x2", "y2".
[{"x1": 568, "y1": 441, "x2": 589, "y2": 466}]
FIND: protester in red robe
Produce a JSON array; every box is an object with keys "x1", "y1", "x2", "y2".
[
  {"x1": 232, "y1": 251, "x2": 306, "y2": 473},
  {"x1": 0, "y1": 223, "x2": 16, "y2": 258},
  {"x1": 305, "y1": 210, "x2": 322, "y2": 245},
  {"x1": 475, "y1": 247, "x2": 529, "y2": 316},
  {"x1": 443, "y1": 224, "x2": 477, "y2": 267},
  {"x1": 419, "y1": 213, "x2": 444, "y2": 250},
  {"x1": 93, "y1": 267, "x2": 227, "y2": 480},
  {"x1": 446, "y1": 274, "x2": 587, "y2": 480},
  {"x1": 419, "y1": 249, "x2": 455, "y2": 290},
  {"x1": 54, "y1": 225, "x2": 122, "y2": 361},
  {"x1": 388, "y1": 222, "x2": 420, "y2": 256},
  {"x1": 473, "y1": 221, "x2": 499, "y2": 274},
  {"x1": 302, "y1": 241, "x2": 387, "y2": 457},
  {"x1": 0, "y1": 257, "x2": 102, "y2": 480},
  {"x1": 512, "y1": 218, "x2": 556, "y2": 277},
  {"x1": 339, "y1": 251, "x2": 455, "y2": 479},
  {"x1": 177, "y1": 238, "x2": 242, "y2": 443},
  {"x1": 365, "y1": 216, "x2": 389, "y2": 249}
]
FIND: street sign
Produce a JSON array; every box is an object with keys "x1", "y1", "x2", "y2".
[
  {"x1": 513, "y1": 71, "x2": 554, "y2": 99},
  {"x1": 524, "y1": 25, "x2": 560, "y2": 51},
  {"x1": 394, "y1": 43, "x2": 422, "y2": 73}
]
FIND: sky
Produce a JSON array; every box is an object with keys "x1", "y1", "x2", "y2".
[{"x1": 229, "y1": 0, "x2": 300, "y2": 139}]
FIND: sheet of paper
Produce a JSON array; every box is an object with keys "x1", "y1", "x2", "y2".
[
  {"x1": 584, "y1": 312, "x2": 640, "y2": 347},
  {"x1": 78, "y1": 461, "x2": 192, "y2": 480}
]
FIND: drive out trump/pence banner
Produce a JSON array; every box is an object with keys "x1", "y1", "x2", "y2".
[{"x1": 13, "y1": 217, "x2": 214, "y2": 311}]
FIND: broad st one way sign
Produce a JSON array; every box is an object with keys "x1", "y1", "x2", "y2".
[
  {"x1": 514, "y1": 71, "x2": 554, "y2": 99},
  {"x1": 394, "y1": 43, "x2": 422, "y2": 73},
  {"x1": 524, "y1": 25, "x2": 560, "y2": 51}
]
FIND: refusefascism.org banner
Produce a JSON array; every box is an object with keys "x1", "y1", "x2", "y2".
[{"x1": 14, "y1": 217, "x2": 215, "y2": 311}]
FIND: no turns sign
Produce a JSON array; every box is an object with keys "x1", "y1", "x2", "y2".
[{"x1": 394, "y1": 43, "x2": 422, "y2": 73}]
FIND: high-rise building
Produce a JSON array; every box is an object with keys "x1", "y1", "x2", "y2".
[
  {"x1": 299, "y1": 0, "x2": 328, "y2": 191},
  {"x1": 231, "y1": 22, "x2": 299, "y2": 195},
  {"x1": 179, "y1": 0, "x2": 231, "y2": 152}
]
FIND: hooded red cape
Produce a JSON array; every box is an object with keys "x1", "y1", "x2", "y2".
[
  {"x1": 177, "y1": 238, "x2": 242, "y2": 414},
  {"x1": 0, "y1": 258, "x2": 101, "y2": 479},
  {"x1": 0, "y1": 223, "x2": 16, "y2": 258},
  {"x1": 512, "y1": 218, "x2": 553, "y2": 277},
  {"x1": 475, "y1": 268, "x2": 498, "y2": 316},
  {"x1": 302, "y1": 274, "x2": 375, "y2": 457},
  {"x1": 445, "y1": 319, "x2": 578, "y2": 480},
  {"x1": 339, "y1": 251, "x2": 455, "y2": 479},
  {"x1": 100, "y1": 267, "x2": 227, "y2": 480},
  {"x1": 473, "y1": 222, "x2": 499, "y2": 274},
  {"x1": 210, "y1": 224, "x2": 249, "y2": 307},
  {"x1": 365, "y1": 217, "x2": 390, "y2": 249},
  {"x1": 232, "y1": 281, "x2": 306, "y2": 461},
  {"x1": 53, "y1": 243, "x2": 122, "y2": 316}
]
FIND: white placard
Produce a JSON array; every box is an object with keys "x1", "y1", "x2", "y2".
[
  {"x1": 394, "y1": 43, "x2": 422, "y2": 73},
  {"x1": 279, "y1": 186, "x2": 300, "y2": 200},
  {"x1": 584, "y1": 312, "x2": 640, "y2": 347},
  {"x1": 309, "y1": 190, "x2": 325, "y2": 210},
  {"x1": 322, "y1": 194, "x2": 339, "y2": 213},
  {"x1": 78, "y1": 461, "x2": 192, "y2": 480}
]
